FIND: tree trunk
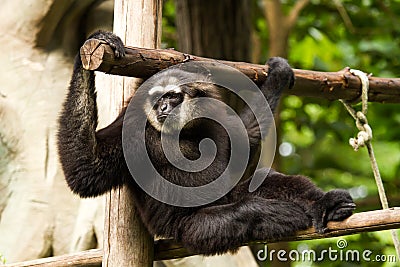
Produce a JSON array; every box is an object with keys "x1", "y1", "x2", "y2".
[
  {"x1": 175, "y1": 0, "x2": 253, "y2": 61},
  {"x1": 264, "y1": 0, "x2": 310, "y2": 58},
  {"x1": 101, "y1": 0, "x2": 162, "y2": 266}
]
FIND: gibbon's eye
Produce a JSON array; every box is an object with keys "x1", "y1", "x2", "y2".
[
  {"x1": 154, "y1": 91, "x2": 184, "y2": 123},
  {"x1": 163, "y1": 92, "x2": 184, "y2": 102},
  {"x1": 181, "y1": 85, "x2": 200, "y2": 98},
  {"x1": 155, "y1": 92, "x2": 184, "y2": 108}
]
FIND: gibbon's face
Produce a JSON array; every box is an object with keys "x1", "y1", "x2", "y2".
[
  {"x1": 142, "y1": 69, "x2": 222, "y2": 133},
  {"x1": 145, "y1": 79, "x2": 201, "y2": 133}
]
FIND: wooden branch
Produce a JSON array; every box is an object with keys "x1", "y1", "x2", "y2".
[
  {"x1": 2, "y1": 249, "x2": 102, "y2": 267},
  {"x1": 155, "y1": 207, "x2": 400, "y2": 260},
  {"x1": 4, "y1": 208, "x2": 400, "y2": 266},
  {"x1": 80, "y1": 39, "x2": 400, "y2": 103}
]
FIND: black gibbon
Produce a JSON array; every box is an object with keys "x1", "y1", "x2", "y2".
[{"x1": 57, "y1": 31, "x2": 355, "y2": 255}]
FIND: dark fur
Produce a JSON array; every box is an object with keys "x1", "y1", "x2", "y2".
[{"x1": 57, "y1": 31, "x2": 355, "y2": 255}]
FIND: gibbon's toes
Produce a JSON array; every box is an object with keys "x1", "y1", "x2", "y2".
[
  {"x1": 311, "y1": 189, "x2": 355, "y2": 233},
  {"x1": 317, "y1": 226, "x2": 329, "y2": 235},
  {"x1": 327, "y1": 202, "x2": 356, "y2": 222},
  {"x1": 88, "y1": 30, "x2": 126, "y2": 58},
  {"x1": 325, "y1": 189, "x2": 355, "y2": 214},
  {"x1": 323, "y1": 189, "x2": 356, "y2": 222}
]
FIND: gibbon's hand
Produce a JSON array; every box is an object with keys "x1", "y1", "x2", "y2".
[
  {"x1": 88, "y1": 30, "x2": 126, "y2": 59},
  {"x1": 266, "y1": 57, "x2": 295, "y2": 92}
]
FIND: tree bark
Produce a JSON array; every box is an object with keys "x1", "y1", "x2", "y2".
[
  {"x1": 264, "y1": 0, "x2": 310, "y2": 57},
  {"x1": 79, "y1": 42, "x2": 400, "y2": 103},
  {"x1": 101, "y1": 1, "x2": 161, "y2": 266},
  {"x1": 175, "y1": 0, "x2": 253, "y2": 61}
]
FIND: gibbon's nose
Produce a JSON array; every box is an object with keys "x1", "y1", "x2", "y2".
[
  {"x1": 157, "y1": 100, "x2": 172, "y2": 122},
  {"x1": 157, "y1": 101, "x2": 172, "y2": 115},
  {"x1": 160, "y1": 102, "x2": 168, "y2": 112}
]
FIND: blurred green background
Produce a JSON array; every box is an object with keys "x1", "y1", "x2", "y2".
[{"x1": 163, "y1": 0, "x2": 400, "y2": 266}]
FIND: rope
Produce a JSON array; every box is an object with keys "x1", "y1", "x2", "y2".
[{"x1": 340, "y1": 69, "x2": 400, "y2": 259}]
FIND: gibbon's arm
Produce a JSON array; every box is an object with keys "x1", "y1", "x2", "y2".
[
  {"x1": 239, "y1": 57, "x2": 295, "y2": 151},
  {"x1": 57, "y1": 53, "x2": 126, "y2": 198}
]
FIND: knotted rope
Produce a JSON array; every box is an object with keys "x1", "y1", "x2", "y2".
[{"x1": 340, "y1": 69, "x2": 400, "y2": 258}]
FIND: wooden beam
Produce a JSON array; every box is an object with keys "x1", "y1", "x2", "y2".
[
  {"x1": 155, "y1": 207, "x2": 400, "y2": 260},
  {"x1": 4, "y1": 208, "x2": 400, "y2": 266},
  {"x1": 1, "y1": 249, "x2": 102, "y2": 267},
  {"x1": 101, "y1": 1, "x2": 161, "y2": 267},
  {"x1": 80, "y1": 40, "x2": 400, "y2": 103}
]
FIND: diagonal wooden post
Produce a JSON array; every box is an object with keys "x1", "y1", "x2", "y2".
[{"x1": 102, "y1": 0, "x2": 162, "y2": 266}]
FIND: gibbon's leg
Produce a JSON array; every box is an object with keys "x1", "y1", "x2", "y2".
[
  {"x1": 233, "y1": 168, "x2": 356, "y2": 233},
  {"x1": 57, "y1": 31, "x2": 128, "y2": 197},
  {"x1": 178, "y1": 196, "x2": 310, "y2": 255}
]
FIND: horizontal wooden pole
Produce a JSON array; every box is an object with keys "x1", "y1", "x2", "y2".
[
  {"x1": 2, "y1": 249, "x2": 102, "y2": 267},
  {"x1": 4, "y1": 208, "x2": 400, "y2": 266},
  {"x1": 155, "y1": 207, "x2": 400, "y2": 260},
  {"x1": 80, "y1": 39, "x2": 400, "y2": 103}
]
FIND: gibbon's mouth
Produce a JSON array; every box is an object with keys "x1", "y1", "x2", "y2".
[
  {"x1": 157, "y1": 113, "x2": 179, "y2": 123},
  {"x1": 157, "y1": 114, "x2": 168, "y2": 123}
]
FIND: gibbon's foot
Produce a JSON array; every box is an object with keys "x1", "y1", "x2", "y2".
[
  {"x1": 311, "y1": 189, "x2": 356, "y2": 234},
  {"x1": 88, "y1": 30, "x2": 126, "y2": 59}
]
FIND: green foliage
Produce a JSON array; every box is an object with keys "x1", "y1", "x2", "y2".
[
  {"x1": 273, "y1": 1, "x2": 400, "y2": 266},
  {"x1": 161, "y1": 1, "x2": 400, "y2": 265},
  {"x1": 290, "y1": 28, "x2": 344, "y2": 70},
  {"x1": 161, "y1": 0, "x2": 177, "y2": 48},
  {"x1": 277, "y1": 0, "x2": 400, "y2": 202},
  {"x1": 0, "y1": 252, "x2": 5, "y2": 264}
]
